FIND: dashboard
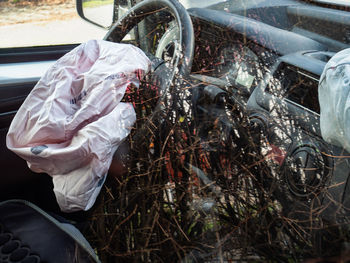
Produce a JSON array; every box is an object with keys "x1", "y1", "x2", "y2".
[
  {"x1": 176, "y1": 5, "x2": 350, "y2": 239},
  {"x1": 194, "y1": 43, "x2": 264, "y2": 95}
]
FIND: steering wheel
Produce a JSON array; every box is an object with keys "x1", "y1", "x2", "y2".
[
  {"x1": 104, "y1": 0, "x2": 194, "y2": 78},
  {"x1": 95, "y1": 2, "x2": 205, "y2": 259},
  {"x1": 105, "y1": 0, "x2": 195, "y2": 178}
]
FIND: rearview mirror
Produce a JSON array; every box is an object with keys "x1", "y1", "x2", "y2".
[{"x1": 76, "y1": 0, "x2": 116, "y2": 28}]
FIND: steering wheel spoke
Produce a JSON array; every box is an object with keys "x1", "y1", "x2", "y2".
[{"x1": 104, "y1": 0, "x2": 194, "y2": 79}]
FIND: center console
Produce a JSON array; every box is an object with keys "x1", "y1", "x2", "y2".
[{"x1": 247, "y1": 50, "x2": 350, "y2": 226}]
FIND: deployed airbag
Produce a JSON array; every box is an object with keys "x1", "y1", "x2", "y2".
[
  {"x1": 319, "y1": 48, "x2": 350, "y2": 152},
  {"x1": 6, "y1": 39, "x2": 151, "y2": 212}
]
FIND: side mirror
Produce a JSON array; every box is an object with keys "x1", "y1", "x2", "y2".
[{"x1": 76, "y1": 0, "x2": 117, "y2": 29}]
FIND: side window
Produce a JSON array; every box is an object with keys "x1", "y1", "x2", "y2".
[{"x1": 0, "y1": 0, "x2": 107, "y2": 48}]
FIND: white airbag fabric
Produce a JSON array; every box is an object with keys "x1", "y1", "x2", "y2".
[
  {"x1": 319, "y1": 48, "x2": 350, "y2": 152},
  {"x1": 6, "y1": 40, "x2": 151, "y2": 212}
]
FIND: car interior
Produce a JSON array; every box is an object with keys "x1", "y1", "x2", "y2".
[{"x1": 1, "y1": 0, "x2": 350, "y2": 261}]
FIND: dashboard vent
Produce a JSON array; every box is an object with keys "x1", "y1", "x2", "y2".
[{"x1": 266, "y1": 64, "x2": 320, "y2": 114}]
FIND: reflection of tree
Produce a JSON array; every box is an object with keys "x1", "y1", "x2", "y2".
[{"x1": 82, "y1": 22, "x2": 350, "y2": 263}]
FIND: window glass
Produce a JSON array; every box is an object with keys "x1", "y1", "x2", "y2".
[{"x1": 0, "y1": 0, "x2": 107, "y2": 48}]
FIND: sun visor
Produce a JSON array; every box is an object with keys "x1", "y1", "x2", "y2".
[
  {"x1": 6, "y1": 40, "x2": 151, "y2": 212},
  {"x1": 319, "y1": 48, "x2": 350, "y2": 152}
]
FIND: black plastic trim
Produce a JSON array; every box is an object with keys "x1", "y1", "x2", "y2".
[
  {"x1": 188, "y1": 7, "x2": 327, "y2": 55},
  {"x1": 0, "y1": 44, "x2": 78, "y2": 63},
  {"x1": 287, "y1": 5, "x2": 350, "y2": 24}
]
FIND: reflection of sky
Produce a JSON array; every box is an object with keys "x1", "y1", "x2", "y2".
[
  {"x1": 0, "y1": 61, "x2": 54, "y2": 83},
  {"x1": 314, "y1": 0, "x2": 350, "y2": 5},
  {"x1": 180, "y1": 0, "x2": 224, "y2": 8}
]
